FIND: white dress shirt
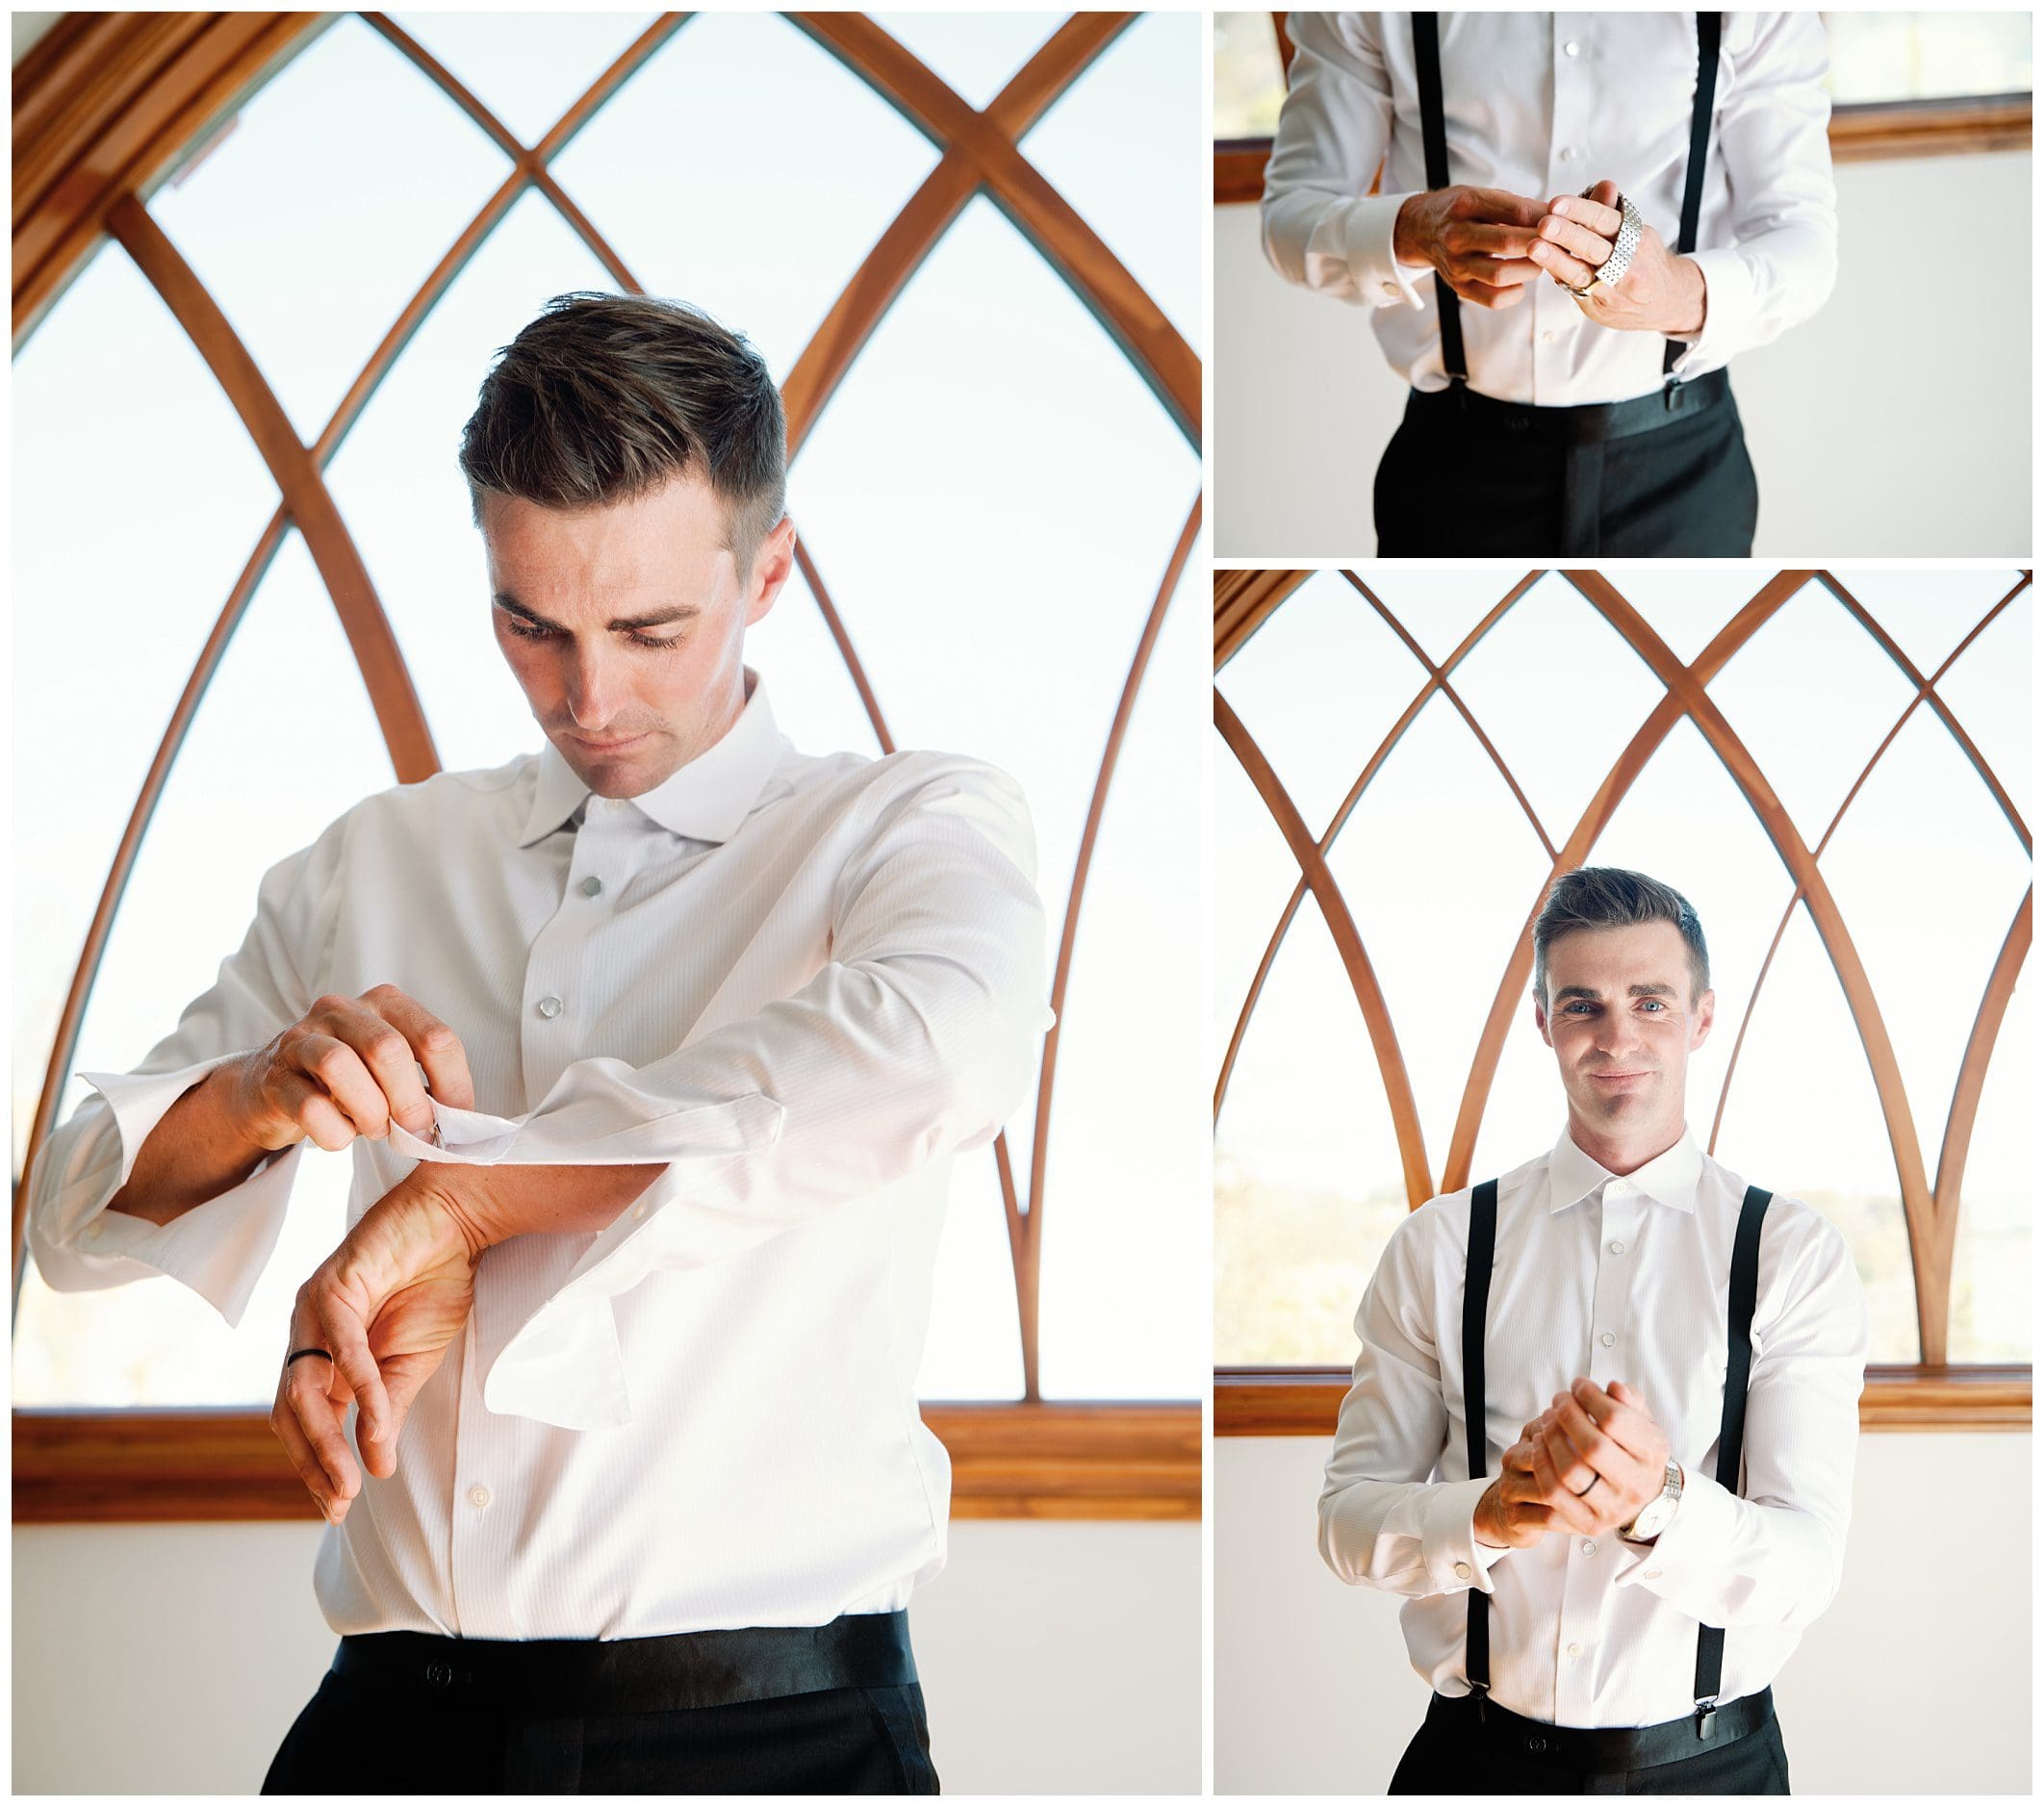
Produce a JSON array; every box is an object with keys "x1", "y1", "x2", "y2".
[
  {"x1": 28, "y1": 674, "x2": 1052, "y2": 1640},
  {"x1": 1263, "y1": 13, "x2": 1839, "y2": 404},
  {"x1": 1319, "y1": 1125, "x2": 1867, "y2": 1729}
]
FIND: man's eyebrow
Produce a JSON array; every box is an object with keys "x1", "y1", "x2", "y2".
[
  {"x1": 493, "y1": 592, "x2": 701, "y2": 632},
  {"x1": 1551, "y1": 981, "x2": 1679, "y2": 1002}
]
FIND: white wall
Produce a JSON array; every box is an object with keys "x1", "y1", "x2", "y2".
[
  {"x1": 1215, "y1": 1433, "x2": 2031, "y2": 1794},
  {"x1": 1214, "y1": 151, "x2": 2031, "y2": 558},
  {"x1": 12, "y1": 1517, "x2": 1200, "y2": 1794}
]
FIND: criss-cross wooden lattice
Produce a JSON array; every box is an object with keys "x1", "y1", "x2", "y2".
[{"x1": 1214, "y1": 568, "x2": 2031, "y2": 1367}]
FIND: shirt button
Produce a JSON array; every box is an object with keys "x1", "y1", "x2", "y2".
[
  {"x1": 84, "y1": 1222, "x2": 103, "y2": 1242},
  {"x1": 1454, "y1": 1562, "x2": 1471, "y2": 1580},
  {"x1": 580, "y1": 875, "x2": 603, "y2": 897},
  {"x1": 1564, "y1": 39, "x2": 1581, "y2": 57},
  {"x1": 1600, "y1": 1332, "x2": 1616, "y2": 1348},
  {"x1": 1646, "y1": 1569, "x2": 1663, "y2": 1580},
  {"x1": 1567, "y1": 1642, "x2": 1582, "y2": 1658},
  {"x1": 1541, "y1": 330, "x2": 1556, "y2": 344},
  {"x1": 1381, "y1": 279, "x2": 1398, "y2": 297},
  {"x1": 1581, "y1": 1540, "x2": 1597, "y2": 1556},
  {"x1": 468, "y1": 1486, "x2": 491, "y2": 1509},
  {"x1": 536, "y1": 996, "x2": 563, "y2": 1019},
  {"x1": 1560, "y1": 145, "x2": 1577, "y2": 162},
  {"x1": 1610, "y1": 1240, "x2": 1624, "y2": 1255}
]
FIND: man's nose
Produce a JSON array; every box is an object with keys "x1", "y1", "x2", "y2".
[{"x1": 564, "y1": 645, "x2": 619, "y2": 726}]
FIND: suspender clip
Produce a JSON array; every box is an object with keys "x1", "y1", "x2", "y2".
[
  {"x1": 1695, "y1": 1696, "x2": 1719, "y2": 1740},
  {"x1": 1664, "y1": 377, "x2": 1687, "y2": 413},
  {"x1": 1469, "y1": 1681, "x2": 1489, "y2": 1723}
]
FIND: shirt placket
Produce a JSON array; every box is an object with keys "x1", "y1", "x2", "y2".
[
  {"x1": 1536, "y1": 13, "x2": 1594, "y2": 404},
  {"x1": 447, "y1": 799, "x2": 625, "y2": 1636},
  {"x1": 1551, "y1": 1179, "x2": 1645, "y2": 1722}
]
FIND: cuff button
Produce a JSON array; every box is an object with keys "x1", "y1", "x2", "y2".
[{"x1": 1454, "y1": 1561, "x2": 1471, "y2": 1579}]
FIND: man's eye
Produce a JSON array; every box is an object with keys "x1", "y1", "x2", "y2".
[
  {"x1": 1640, "y1": 1000, "x2": 1666, "y2": 1012},
  {"x1": 502, "y1": 617, "x2": 550, "y2": 640}
]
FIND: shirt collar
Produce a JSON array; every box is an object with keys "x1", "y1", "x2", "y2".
[
  {"x1": 1546, "y1": 1124, "x2": 1702, "y2": 1216},
  {"x1": 518, "y1": 670, "x2": 786, "y2": 848}
]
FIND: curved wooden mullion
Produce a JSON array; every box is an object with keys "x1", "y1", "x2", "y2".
[
  {"x1": 1706, "y1": 579, "x2": 2031, "y2": 1158},
  {"x1": 1214, "y1": 692, "x2": 1434, "y2": 1207},
  {"x1": 1440, "y1": 575, "x2": 1809, "y2": 1194},
  {"x1": 11, "y1": 511, "x2": 296, "y2": 1293},
  {"x1": 106, "y1": 196, "x2": 438, "y2": 786},
  {"x1": 788, "y1": 533, "x2": 894, "y2": 754},
  {"x1": 781, "y1": 13, "x2": 1134, "y2": 456},
  {"x1": 361, "y1": 13, "x2": 649, "y2": 297},
  {"x1": 1343, "y1": 571, "x2": 1557, "y2": 860},
  {"x1": 1567, "y1": 571, "x2": 1946, "y2": 1360},
  {"x1": 1933, "y1": 890, "x2": 2030, "y2": 1228},
  {"x1": 1214, "y1": 568, "x2": 1310, "y2": 669},
  {"x1": 1819, "y1": 572, "x2": 2032, "y2": 853},
  {"x1": 1022, "y1": 494, "x2": 1201, "y2": 1401},
  {"x1": 790, "y1": 12, "x2": 1198, "y2": 446},
  {"x1": 531, "y1": 14, "x2": 695, "y2": 165},
  {"x1": 1214, "y1": 578, "x2": 1530, "y2": 1122}
]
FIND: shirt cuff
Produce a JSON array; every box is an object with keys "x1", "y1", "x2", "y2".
[
  {"x1": 1612, "y1": 1462, "x2": 1734, "y2": 1595},
  {"x1": 66, "y1": 1057, "x2": 301, "y2": 1326},
  {"x1": 1667, "y1": 248, "x2": 1749, "y2": 378},
  {"x1": 1421, "y1": 1474, "x2": 1505, "y2": 1594},
  {"x1": 386, "y1": 1065, "x2": 784, "y2": 1168},
  {"x1": 1310, "y1": 190, "x2": 1430, "y2": 311}
]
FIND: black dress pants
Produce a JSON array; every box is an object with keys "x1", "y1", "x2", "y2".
[
  {"x1": 1389, "y1": 1694, "x2": 1791, "y2": 1795},
  {"x1": 261, "y1": 1664, "x2": 939, "y2": 1794},
  {"x1": 1373, "y1": 380, "x2": 1759, "y2": 556}
]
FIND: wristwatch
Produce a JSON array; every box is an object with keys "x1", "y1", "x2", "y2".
[{"x1": 1619, "y1": 1458, "x2": 1683, "y2": 1542}]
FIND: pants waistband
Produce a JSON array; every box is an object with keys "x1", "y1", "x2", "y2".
[
  {"x1": 331, "y1": 1612, "x2": 917, "y2": 1717},
  {"x1": 1405, "y1": 366, "x2": 1731, "y2": 445},
  {"x1": 1426, "y1": 1684, "x2": 1775, "y2": 1773}
]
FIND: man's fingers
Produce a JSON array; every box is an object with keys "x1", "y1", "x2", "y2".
[
  {"x1": 283, "y1": 1357, "x2": 359, "y2": 1508},
  {"x1": 271, "y1": 1389, "x2": 351, "y2": 1521},
  {"x1": 366, "y1": 986, "x2": 476, "y2": 1119},
  {"x1": 1527, "y1": 242, "x2": 1598, "y2": 291},
  {"x1": 1537, "y1": 213, "x2": 1615, "y2": 268},
  {"x1": 1451, "y1": 220, "x2": 1544, "y2": 260},
  {"x1": 309, "y1": 1284, "x2": 393, "y2": 1451},
  {"x1": 1449, "y1": 277, "x2": 1528, "y2": 311},
  {"x1": 1550, "y1": 191, "x2": 1623, "y2": 240},
  {"x1": 271, "y1": 1073, "x2": 363, "y2": 1153},
  {"x1": 1573, "y1": 1378, "x2": 1661, "y2": 1463},
  {"x1": 1549, "y1": 1392, "x2": 1631, "y2": 1489},
  {"x1": 1466, "y1": 186, "x2": 1551, "y2": 228},
  {"x1": 294, "y1": 1033, "x2": 393, "y2": 1141}
]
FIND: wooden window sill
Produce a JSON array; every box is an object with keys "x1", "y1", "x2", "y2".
[
  {"x1": 13, "y1": 1401, "x2": 1201, "y2": 1524},
  {"x1": 1214, "y1": 1366, "x2": 2031, "y2": 1436}
]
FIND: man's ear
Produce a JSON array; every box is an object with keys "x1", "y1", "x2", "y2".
[
  {"x1": 1531, "y1": 988, "x2": 1552, "y2": 1049},
  {"x1": 745, "y1": 516, "x2": 798, "y2": 627},
  {"x1": 1690, "y1": 987, "x2": 1716, "y2": 1050}
]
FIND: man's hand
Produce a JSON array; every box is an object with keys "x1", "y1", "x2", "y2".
[
  {"x1": 1527, "y1": 181, "x2": 1707, "y2": 336},
  {"x1": 1472, "y1": 1413, "x2": 1583, "y2": 1548},
  {"x1": 1527, "y1": 1376, "x2": 1674, "y2": 1538},
  {"x1": 1394, "y1": 186, "x2": 1550, "y2": 310},
  {"x1": 231, "y1": 983, "x2": 475, "y2": 1154},
  {"x1": 270, "y1": 1170, "x2": 486, "y2": 1520},
  {"x1": 268, "y1": 1158, "x2": 668, "y2": 1518}
]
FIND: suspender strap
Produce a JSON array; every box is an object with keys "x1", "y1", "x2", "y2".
[
  {"x1": 1693, "y1": 1184, "x2": 1772, "y2": 1735},
  {"x1": 1664, "y1": 12, "x2": 1724, "y2": 376},
  {"x1": 1410, "y1": 13, "x2": 1468, "y2": 383},
  {"x1": 1462, "y1": 1178, "x2": 1499, "y2": 1709}
]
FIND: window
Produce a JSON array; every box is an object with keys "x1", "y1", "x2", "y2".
[
  {"x1": 12, "y1": 13, "x2": 1203, "y2": 1512},
  {"x1": 1214, "y1": 570, "x2": 2031, "y2": 1426}
]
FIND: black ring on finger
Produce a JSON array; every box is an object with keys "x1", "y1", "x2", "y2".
[{"x1": 286, "y1": 1347, "x2": 334, "y2": 1367}]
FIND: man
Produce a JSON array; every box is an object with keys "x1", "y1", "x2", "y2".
[
  {"x1": 1262, "y1": 13, "x2": 1839, "y2": 554},
  {"x1": 26, "y1": 292, "x2": 1051, "y2": 1794},
  {"x1": 1319, "y1": 868, "x2": 1866, "y2": 1794}
]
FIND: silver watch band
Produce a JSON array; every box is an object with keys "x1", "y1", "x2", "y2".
[{"x1": 1594, "y1": 191, "x2": 1646, "y2": 287}]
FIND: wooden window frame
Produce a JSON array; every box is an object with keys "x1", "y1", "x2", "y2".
[
  {"x1": 1214, "y1": 97, "x2": 2032, "y2": 206},
  {"x1": 1213, "y1": 569, "x2": 2032, "y2": 1434},
  {"x1": 11, "y1": 12, "x2": 1203, "y2": 1524}
]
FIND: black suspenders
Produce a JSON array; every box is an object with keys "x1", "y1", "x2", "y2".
[
  {"x1": 1462, "y1": 1177, "x2": 1773, "y2": 1738},
  {"x1": 1411, "y1": 13, "x2": 1724, "y2": 385}
]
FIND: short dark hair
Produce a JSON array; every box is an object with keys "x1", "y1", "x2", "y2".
[
  {"x1": 457, "y1": 292, "x2": 787, "y2": 576},
  {"x1": 1531, "y1": 867, "x2": 1710, "y2": 1005}
]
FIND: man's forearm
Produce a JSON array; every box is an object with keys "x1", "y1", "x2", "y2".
[
  {"x1": 106, "y1": 1061, "x2": 270, "y2": 1228},
  {"x1": 428, "y1": 1159, "x2": 669, "y2": 1255}
]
